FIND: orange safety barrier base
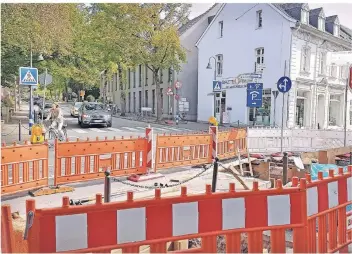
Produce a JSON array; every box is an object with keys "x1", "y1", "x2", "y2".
[
  {"x1": 217, "y1": 128, "x2": 247, "y2": 160},
  {"x1": 1, "y1": 142, "x2": 49, "y2": 196},
  {"x1": 155, "y1": 133, "x2": 212, "y2": 170},
  {"x1": 54, "y1": 137, "x2": 148, "y2": 186}
]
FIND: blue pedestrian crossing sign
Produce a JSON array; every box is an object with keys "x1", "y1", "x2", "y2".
[
  {"x1": 213, "y1": 80, "x2": 222, "y2": 92},
  {"x1": 19, "y1": 67, "x2": 38, "y2": 86}
]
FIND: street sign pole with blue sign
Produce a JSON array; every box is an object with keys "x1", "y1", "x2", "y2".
[
  {"x1": 19, "y1": 67, "x2": 39, "y2": 135},
  {"x1": 277, "y1": 75, "x2": 292, "y2": 153}
]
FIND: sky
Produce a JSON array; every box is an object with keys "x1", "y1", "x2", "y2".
[{"x1": 189, "y1": 3, "x2": 352, "y2": 27}]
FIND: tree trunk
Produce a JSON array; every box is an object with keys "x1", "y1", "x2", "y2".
[{"x1": 154, "y1": 70, "x2": 162, "y2": 122}]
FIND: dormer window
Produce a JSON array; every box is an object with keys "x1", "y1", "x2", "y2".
[
  {"x1": 318, "y1": 11, "x2": 325, "y2": 31},
  {"x1": 301, "y1": 5, "x2": 309, "y2": 24},
  {"x1": 333, "y1": 18, "x2": 340, "y2": 37}
]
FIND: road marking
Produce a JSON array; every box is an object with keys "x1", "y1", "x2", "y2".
[
  {"x1": 121, "y1": 127, "x2": 139, "y2": 131},
  {"x1": 166, "y1": 127, "x2": 183, "y2": 132},
  {"x1": 107, "y1": 127, "x2": 122, "y2": 132},
  {"x1": 153, "y1": 127, "x2": 171, "y2": 132},
  {"x1": 71, "y1": 129, "x2": 88, "y2": 134},
  {"x1": 89, "y1": 128, "x2": 107, "y2": 133},
  {"x1": 135, "y1": 127, "x2": 147, "y2": 130}
]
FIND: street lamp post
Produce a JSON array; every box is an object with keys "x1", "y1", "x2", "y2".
[{"x1": 206, "y1": 56, "x2": 217, "y2": 117}]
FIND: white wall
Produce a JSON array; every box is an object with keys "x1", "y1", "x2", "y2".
[
  {"x1": 176, "y1": 5, "x2": 221, "y2": 121},
  {"x1": 197, "y1": 3, "x2": 293, "y2": 124}
]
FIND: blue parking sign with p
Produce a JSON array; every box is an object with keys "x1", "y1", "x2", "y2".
[{"x1": 19, "y1": 67, "x2": 38, "y2": 86}]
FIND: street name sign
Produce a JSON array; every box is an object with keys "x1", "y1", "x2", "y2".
[
  {"x1": 277, "y1": 76, "x2": 292, "y2": 93},
  {"x1": 19, "y1": 67, "x2": 38, "y2": 86}
]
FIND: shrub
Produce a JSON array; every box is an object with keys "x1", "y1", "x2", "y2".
[{"x1": 86, "y1": 95, "x2": 95, "y2": 102}]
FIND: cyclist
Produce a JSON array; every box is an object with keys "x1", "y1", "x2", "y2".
[{"x1": 46, "y1": 103, "x2": 65, "y2": 141}]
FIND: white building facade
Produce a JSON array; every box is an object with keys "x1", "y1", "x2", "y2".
[
  {"x1": 100, "y1": 4, "x2": 221, "y2": 121},
  {"x1": 196, "y1": 3, "x2": 352, "y2": 129}
]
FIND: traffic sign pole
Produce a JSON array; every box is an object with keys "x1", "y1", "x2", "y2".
[
  {"x1": 277, "y1": 66, "x2": 292, "y2": 154},
  {"x1": 344, "y1": 65, "x2": 352, "y2": 147}
]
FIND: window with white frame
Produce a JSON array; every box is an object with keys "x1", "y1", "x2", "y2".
[
  {"x1": 256, "y1": 10, "x2": 262, "y2": 28},
  {"x1": 319, "y1": 52, "x2": 327, "y2": 75},
  {"x1": 340, "y1": 65, "x2": 348, "y2": 79},
  {"x1": 301, "y1": 5, "x2": 309, "y2": 24},
  {"x1": 216, "y1": 54, "x2": 223, "y2": 76},
  {"x1": 219, "y1": 21, "x2": 223, "y2": 37},
  {"x1": 330, "y1": 64, "x2": 337, "y2": 78},
  {"x1": 301, "y1": 46, "x2": 311, "y2": 73},
  {"x1": 256, "y1": 48, "x2": 264, "y2": 64},
  {"x1": 318, "y1": 12, "x2": 325, "y2": 31}
]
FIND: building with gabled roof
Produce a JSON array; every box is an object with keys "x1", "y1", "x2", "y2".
[{"x1": 196, "y1": 3, "x2": 352, "y2": 130}]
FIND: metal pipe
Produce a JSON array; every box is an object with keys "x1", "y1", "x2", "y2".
[
  {"x1": 19, "y1": 120, "x2": 21, "y2": 142},
  {"x1": 208, "y1": 56, "x2": 217, "y2": 118},
  {"x1": 280, "y1": 61, "x2": 287, "y2": 153},
  {"x1": 211, "y1": 157, "x2": 219, "y2": 192},
  {"x1": 282, "y1": 152, "x2": 288, "y2": 185},
  {"x1": 42, "y1": 68, "x2": 47, "y2": 121},
  {"x1": 29, "y1": 42, "x2": 33, "y2": 135},
  {"x1": 104, "y1": 170, "x2": 111, "y2": 203}
]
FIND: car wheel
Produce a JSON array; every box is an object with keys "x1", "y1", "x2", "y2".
[
  {"x1": 107, "y1": 122, "x2": 112, "y2": 128},
  {"x1": 78, "y1": 117, "x2": 81, "y2": 125},
  {"x1": 80, "y1": 121, "x2": 86, "y2": 128}
]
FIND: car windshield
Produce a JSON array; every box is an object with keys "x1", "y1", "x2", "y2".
[{"x1": 84, "y1": 103, "x2": 104, "y2": 111}]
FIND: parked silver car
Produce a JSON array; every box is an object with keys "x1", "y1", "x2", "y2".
[
  {"x1": 78, "y1": 102, "x2": 112, "y2": 128},
  {"x1": 70, "y1": 102, "x2": 83, "y2": 117},
  {"x1": 38, "y1": 103, "x2": 52, "y2": 119}
]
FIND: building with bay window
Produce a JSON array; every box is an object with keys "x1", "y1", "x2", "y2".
[{"x1": 196, "y1": 3, "x2": 352, "y2": 129}]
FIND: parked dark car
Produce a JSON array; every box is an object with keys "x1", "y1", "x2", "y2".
[{"x1": 78, "y1": 102, "x2": 112, "y2": 128}]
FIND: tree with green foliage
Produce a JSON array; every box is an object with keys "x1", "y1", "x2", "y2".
[{"x1": 135, "y1": 3, "x2": 190, "y2": 121}]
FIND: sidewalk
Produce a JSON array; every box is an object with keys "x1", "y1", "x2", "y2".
[{"x1": 1, "y1": 123, "x2": 31, "y2": 144}]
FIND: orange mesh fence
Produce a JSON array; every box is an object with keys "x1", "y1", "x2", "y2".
[
  {"x1": 217, "y1": 128, "x2": 247, "y2": 160},
  {"x1": 304, "y1": 166, "x2": 352, "y2": 253},
  {"x1": 25, "y1": 179, "x2": 307, "y2": 253},
  {"x1": 54, "y1": 137, "x2": 147, "y2": 186},
  {"x1": 1, "y1": 142, "x2": 49, "y2": 195},
  {"x1": 155, "y1": 133, "x2": 212, "y2": 170}
]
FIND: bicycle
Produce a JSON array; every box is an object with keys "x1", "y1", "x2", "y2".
[{"x1": 43, "y1": 120, "x2": 68, "y2": 144}]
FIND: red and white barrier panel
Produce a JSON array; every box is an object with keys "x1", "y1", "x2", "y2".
[
  {"x1": 306, "y1": 169, "x2": 352, "y2": 217},
  {"x1": 209, "y1": 126, "x2": 217, "y2": 160},
  {"x1": 145, "y1": 127, "x2": 152, "y2": 170},
  {"x1": 35, "y1": 187, "x2": 303, "y2": 252}
]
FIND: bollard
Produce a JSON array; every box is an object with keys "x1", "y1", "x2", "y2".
[
  {"x1": 18, "y1": 120, "x2": 21, "y2": 142},
  {"x1": 211, "y1": 157, "x2": 219, "y2": 192},
  {"x1": 104, "y1": 170, "x2": 111, "y2": 203},
  {"x1": 282, "y1": 152, "x2": 288, "y2": 185}
]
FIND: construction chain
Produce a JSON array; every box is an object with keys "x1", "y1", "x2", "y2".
[
  {"x1": 1, "y1": 126, "x2": 18, "y2": 136},
  {"x1": 111, "y1": 163, "x2": 214, "y2": 190}
]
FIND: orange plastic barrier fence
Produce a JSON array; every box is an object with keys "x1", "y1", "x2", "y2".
[
  {"x1": 1, "y1": 142, "x2": 49, "y2": 195},
  {"x1": 217, "y1": 128, "x2": 247, "y2": 160},
  {"x1": 25, "y1": 179, "x2": 307, "y2": 253},
  {"x1": 54, "y1": 137, "x2": 148, "y2": 186},
  {"x1": 1, "y1": 205, "x2": 15, "y2": 253},
  {"x1": 305, "y1": 167, "x2": 352, "y2": 253},
  {"x1": 155, "y1": 133, "x2": 212, "y2": 170}
]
